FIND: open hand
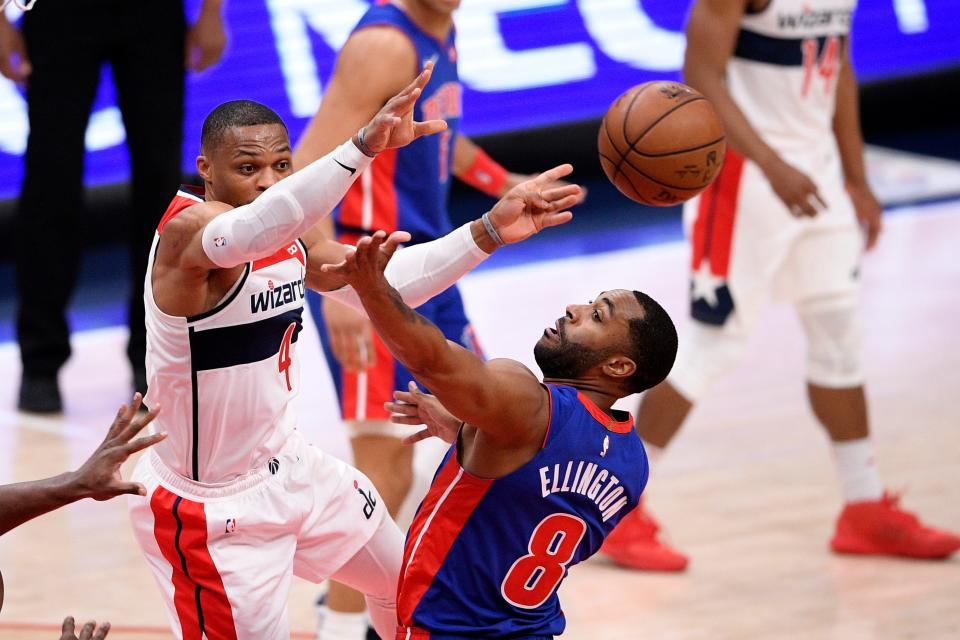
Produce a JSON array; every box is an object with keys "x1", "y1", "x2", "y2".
[
  {"x1": 487, "y1": 164, "x2": 582, "y2": 244},
  {"x1": 387, "y1": 382, "x2": 462, "y2": 445},
  {"x1": 60, "y1": 617, "x2": 110, "y2": 640},
  {"x1": 70, "y1": 394, "x2": 165, "y2": 501},
  {"x1": 358, "y1": 61, "x2": 448, "y2": 154},
  {"x1": 320, "y1": 230, "x2": 408, "y2": 292}
]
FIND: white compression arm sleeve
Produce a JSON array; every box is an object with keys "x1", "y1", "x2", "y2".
[
  {"x1": 200, "y1": 141, "x2": 373, "y2": 268},
  {"x1": 321, "y1": 222, "x2": 490, "y2": 313}
]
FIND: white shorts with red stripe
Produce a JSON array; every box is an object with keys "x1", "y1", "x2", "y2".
[
  {"x1": 672, "y1": 144, "x2": 862, "y2": 399},
  {"x1": 127, "y1": 431, "x2": 387, "y2": 640}
]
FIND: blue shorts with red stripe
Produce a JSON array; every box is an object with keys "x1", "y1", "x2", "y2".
[{"x1": 307, "y1": 285, "x2": 483, "y2": 422}]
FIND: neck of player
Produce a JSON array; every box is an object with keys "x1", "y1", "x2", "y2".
[
  {"x1": 542, "y1": 377, "x2": 621, "y2": 417},
  {"x1": 396, "y1": 0, "x2": 454, "y2": 43}
]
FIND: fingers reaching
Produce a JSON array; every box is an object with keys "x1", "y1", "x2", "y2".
[
  {"x1": 539, "y1": 211, "x2": 574, "y2": 229},
  {"x1": 532, "y1": 164, "x2": 574, "y2": 187},
  {"x1": 401, "y1": 429, "x2": 432, "y2": 446},
  {"x1": 121, "y1": 432, "x2": 168, "y2": 457},
  {"x1": 413, "y1": 119, "x2": 448, "y2": 140}
]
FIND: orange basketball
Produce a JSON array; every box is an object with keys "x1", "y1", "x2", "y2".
[{"x1": 598, "y1": 81, "x2": 726, "y2": 206}]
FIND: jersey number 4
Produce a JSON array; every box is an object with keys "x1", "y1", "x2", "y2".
[
  {"x1": 800, "y1": 36, "x2": 840, "y2": 99},
  {"x1": 501, "y1": 513, "x2": 587, "y2": 609},
  {"x1": 278, "y1": 322, "x2": 296, "y2": 391}
]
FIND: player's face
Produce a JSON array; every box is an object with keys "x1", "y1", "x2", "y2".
[
  {"x1": 534, "y1": 289, "x2": 641, "y2": 380},
  {"x1": 198, "y1": 124, "x2": 293, "y2": 207}
]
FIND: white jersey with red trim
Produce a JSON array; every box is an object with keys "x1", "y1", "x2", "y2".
[
  {"x1": 144, "y1": 186, "x2": 308, "y2": 483},
  {"x1": 728, "y1": 0, "x2": 856, "y2": 154}
]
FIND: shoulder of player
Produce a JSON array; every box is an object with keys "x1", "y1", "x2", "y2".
[
  {"x1": 336, "y1": 26, "x2": 418, "y2": 96},
  {"x1": 156, "y1": 200, "x2": 232, "y2": 268},
  {"x1": 475, "y1": 359, "x2": 550, "y2": 442}
]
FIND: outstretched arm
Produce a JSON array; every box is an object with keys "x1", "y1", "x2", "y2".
[
  {"x1": 311, "y1": 165, "x2": 581, "y2": 314},
  {"x1": 160, "y1": 62, "x2": 446, "y2": 275},
  {"x1": 324, "y1": 234, "x2": 549, "y2": 446},
  {"x1": 0, "y1": 395, "x2": 163, "y2": 537}
]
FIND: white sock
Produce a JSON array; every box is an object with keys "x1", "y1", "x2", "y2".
[
  {"x1": 318, "y1": 609, "x2": 367, "y2": 640},
  {"x1": 832, "y1": 438, "x2": 884, "y2": 503}
]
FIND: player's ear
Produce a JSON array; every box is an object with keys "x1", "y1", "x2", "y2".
[
  {"x1": 196, "y1": 154, "x2": 212, "y2": 182},
  {"x1": 602, "y1": 355, "x2": 636, "y2": 381}
]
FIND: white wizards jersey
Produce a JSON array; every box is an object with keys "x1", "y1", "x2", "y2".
[
  {"x1": 144, "y1": 187, "x2": 308, "y2": 483},
  {"x1": 727, "y1": 0, "x2": 856, "y2": 155}
]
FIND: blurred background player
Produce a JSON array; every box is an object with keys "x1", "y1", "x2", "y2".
[
  {"x1": 291, "y1": 1, "x2": 578, "y2": 637},
  {"x1": 0, "y1": 0, "x2": 226, "y2": 412},
  {"x1": 324, "y1": 226, "x2": 675, "y2": 638},
  {"x1": 601, "y1": 0, "x2": 960, "y2": 572}
]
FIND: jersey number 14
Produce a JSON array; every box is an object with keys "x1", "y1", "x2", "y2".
[{"x1": 801, "y1": 36, "x2": 840, "y2": 99}]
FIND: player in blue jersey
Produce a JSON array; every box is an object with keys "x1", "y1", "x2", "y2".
[
  {"x1": 292, "y1": 2, "x2": 578, "y2": 636},
  {"x1": 322, "y1": 224, "x2": 678, "y2": 639}
]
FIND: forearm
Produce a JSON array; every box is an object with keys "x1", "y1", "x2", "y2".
[
  {"x1": 359, "y1": 284, "x2": 451, "y2": 378},
  {"x1": 318, "y1": 219, "x2": 494, "y2": 311},
  {"x1": 832, "y1": 56, "x2": 868, "y2": 186},
  {"x1": 201, "y1": 140, "x2": 373, "y2": 268},
  {"x1": 687, "y1": 69, "x2": 780, "y2": 171},
  {"x1": 0, "y1": 473, "x2": 84, "y2": 537}
]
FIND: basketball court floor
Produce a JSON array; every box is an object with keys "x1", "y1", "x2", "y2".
[{"x1": 0, "y1": 184, "x2": 958, "y2": 637}]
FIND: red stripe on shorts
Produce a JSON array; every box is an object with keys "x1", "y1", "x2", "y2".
[
  {"x1": 150, "y1": 487, "x2": 238, "y2": 640},
  {"x1": 690, "y1": 149, "x2": 745, "y2": 277},
  {"x1": 396, "y1": 455, "x2": 492, "y2": 626},
  {"x1": 340, "y1": 332, "x2": 396, "y2": 421}
]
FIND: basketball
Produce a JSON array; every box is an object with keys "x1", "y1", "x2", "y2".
[{"x1": 598, "y1": 81, "x2": 726, "y2": 206}]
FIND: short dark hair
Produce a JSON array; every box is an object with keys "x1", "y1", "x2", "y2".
[
  {"x1": 623, "y1": 291, "x2": 678, "y2": 393},
  {"x1": 200, "y1": 100, "x2": 287, "y2": 151}
]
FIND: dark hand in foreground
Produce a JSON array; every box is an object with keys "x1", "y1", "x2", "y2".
[
  {"x1": 320, "y1": 231, "x2": 398, "y2": 294},
  {"x1": 358, "y1": 60, "x2": 448, "y2": 155},
  {"x1": 60, "y1": 617, "x2": 110, "y2": 640},
  {"x1": 387, "y1": 381, "x2": 462, "y2": 445},
  {"x1": 71, "y1": 394, "x2": 165, "y2": 501},
  {"x1": 488, "y1": 164, "x2": 582, "y2": 244}
]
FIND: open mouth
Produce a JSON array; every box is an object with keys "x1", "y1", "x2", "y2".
[{"x1": 543, "y1": 320, "x2": 561, "y2": 340}]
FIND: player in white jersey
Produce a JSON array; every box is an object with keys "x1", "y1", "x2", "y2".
[
  {"x1": 600, "y1": 0, "x2": 960, "y2": 571},
  {"x1": 126, "y1": 62, "x2": 582, "y2": 639}
]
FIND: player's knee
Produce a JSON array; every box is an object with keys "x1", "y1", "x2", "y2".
[{"x1": 798, "y1": 296, "x2": 864, "y2": 387}]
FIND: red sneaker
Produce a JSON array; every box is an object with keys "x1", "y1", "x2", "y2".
[
  {"x1": 831, "y1": 492, "x2": 960, "y2": 559},
  {"x1": 601, "y1": 502, "x2": 688, "y2": 572}
]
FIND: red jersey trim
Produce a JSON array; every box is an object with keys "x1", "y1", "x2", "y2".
[
  {"x1": 252, "y1": 241, "x2": 306, "y2": 272},
  {"x1": 158, "y1": 188, "x2": 204, "y2": 233},
  {"x1": 576, "y1": 391, "x2": 634, "y2": 434}
]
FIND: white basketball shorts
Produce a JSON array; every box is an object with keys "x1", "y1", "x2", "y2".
[{"x1": 128, "y1": 431, "x2": 387, "y2": 640}]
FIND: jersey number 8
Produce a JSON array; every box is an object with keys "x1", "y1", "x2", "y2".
[{"x1": 501, "y1": 513, "x2": 587, "y2": 609}]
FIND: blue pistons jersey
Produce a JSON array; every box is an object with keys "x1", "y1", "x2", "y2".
[
  {"x1": 335, "y1": 1, "x2": 462, "y2": 245},
  {"x1": 396, "y1": 384, "x2": 648, "y2": 639}
]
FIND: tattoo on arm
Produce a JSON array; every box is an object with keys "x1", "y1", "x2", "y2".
[{"x1": 387, "y1": 286, "x2": 438, "y2": 329}]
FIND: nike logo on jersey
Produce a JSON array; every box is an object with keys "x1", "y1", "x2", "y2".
[
  {"x1": 250, "y1": 278, "x2": 305, "y2": 314},
  {"x1": 334, "y1": 159, "x2": 357, "y2": 175},
  {"x1": 539, "y1": 460, "x2": 630, "y2": 522}
]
